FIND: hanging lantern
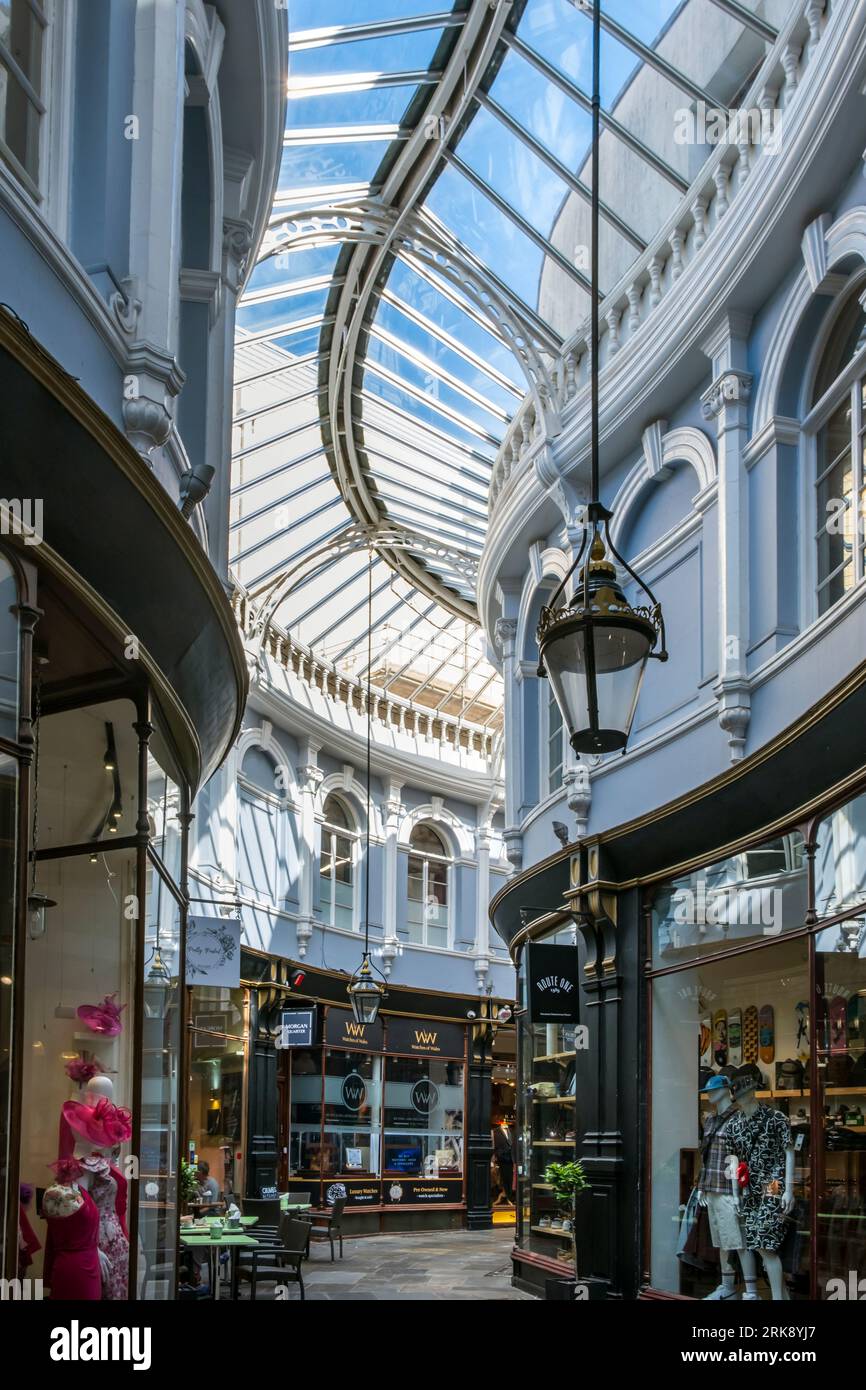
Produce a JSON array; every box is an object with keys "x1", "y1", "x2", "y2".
[
  {"x1": 537, "y1": 510, "x2": 667, "y2": 755},
  {"x1": 27, "y1": 890, "x2": 56, "y2": 941},
  {"x1": 347, "y1": 952, "x2": 387, "y2": 1025}
]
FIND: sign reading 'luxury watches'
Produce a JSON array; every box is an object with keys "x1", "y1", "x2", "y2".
[{"x1": 526, "y1": 942, "x2": 580, "y2": 1023}]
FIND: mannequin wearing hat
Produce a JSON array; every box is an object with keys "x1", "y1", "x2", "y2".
[
  {"x1": 46, "y1": 1073, "x2": 131, "y2": 1299},
  {"x1": 724, "y1": 1063, "x2": 795, "y2": 1301},
  {"x1": 697, "y1": 1074, "x2": 760, "y2": 1300}
]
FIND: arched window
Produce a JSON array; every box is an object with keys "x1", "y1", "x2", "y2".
[
  {"x1": 407, "y1": 823, "x2": 450, "y2": 949},
  {"x1": 320, "y1": 794, "x2": 356, "y2": 931},
  {"x1": 546, "y1": 684, "x2": 564, "y2": 795},
  {"x1": 813, "y1": 290, "x2": 866, "y2": 615}
]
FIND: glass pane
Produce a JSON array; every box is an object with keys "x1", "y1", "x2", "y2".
[
  {"x1": 815, "y1": 791, "x2": 866, "y2": 917},
  {"x1": 409, "y1": 823, "x2": 447, "y2": 856},
  {"x1": 190, "y1": 986, "x2": 246, "y2": 1039},
  {"x1": 365, "y1": 333, "x2": 507, "y2": 438},
  {"x1": 289, "y1": 28, "x2": 446, "y2": 81},
  {"x1": 287, "y1": 83, "x2": 419, "y2": 127},
  {"x1": 384, "y1": 259, "x2": 524, "y2": 385},
  {"x1": 0, "y1": 61, "x2": 41, "y2": 182},
  {"x1": 0, "y1": 754, "x2": 17, "y2": 1268},
  {"x1": 19, "y1": 847, "x2": 139, "y2": 1299},
  {"x1": 323, "y1": 793, "x2": 349, "y2": 830},
  {"x1": 652, "y1": 831, "x2": 808, "y2": 967},
  {"x1": 383, "y1": 1057, "x2": 463, "y2": 1176},
  {"x1": 322, "y1": 1050, "x2": 382, "y2": 1176},
  {"x1": 814, "y1": 294, "x2": 866, "y2": 403},
  {"x1": 650, "y1": 937, "x2": 810, "y2": 1298},
  {"x1": 278, "y1": 138, "x2": 386, "y2": 193},
  {"x1": 140, "y1": 887, "x2": 182, "y2": 1299},
  {"x1": 517, "y1": 0, "x2": 645, "y2": 110},
  {"x1": 425, "y1": 163, "x2": 545, "y2": 310},
  {"x1": 289, "y1": 1049, "x2": 322, "y2": 1178},
  {"x1": 245, "y1": 244, "x2": 340, "y2": 295},
  {"x1": 0, "y1": 553, "x2": 18, "y2": 738},
  {"x1": 373, "y1": 297, "x2": 520, "y2": 412},
  {"x1": 516, "y1": 1020, "x2": 579, "y2": 1265},
  {"x1": 187, "y1": 1033, "x2": 246, "y2": 1210},
  {"x1": 291, "y1": 0, "x2": 445, "y2": 26},
  {"x1": 814, "y1": 923, "x2": 866, "y2": 1299},
  {"x1": 455, "y1": 105, "x2": 570, "y2": 244},
  {"x1": 236, "y1": 287, "x2": 330, "y2": 335}
]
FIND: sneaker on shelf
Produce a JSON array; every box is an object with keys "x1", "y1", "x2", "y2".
[{"x1": 538, "y1": 1215, "x2": 551, "y2": 1227}]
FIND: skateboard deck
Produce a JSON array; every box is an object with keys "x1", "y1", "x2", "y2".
[
  {"x1": 728, "y1": 1009, "x2": 743, "y2": 1067},
  {"x1": 713, "y1": 1009, "x2": 728, "y2": 1067},
  {"x1": 699, "y1": 1014, "x2": 713, "y2": 1068},
  {"x1": 830, "y1": 994, "x2": 848, "y2": 1053},
  {"x1": 743, "y1": 1005, "x2": 759, "y2": 1064},
  {"x1": 759, "y1": 1004, "x2": 775, "y2": 1064}
]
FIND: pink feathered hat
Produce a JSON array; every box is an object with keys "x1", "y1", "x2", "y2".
[
  {"x1": 76, "y1": 993, "x2": 125, "y2": 1037},
  {"x1": 59, "y1": 1098, "x2": 132, "y2": 1157}
]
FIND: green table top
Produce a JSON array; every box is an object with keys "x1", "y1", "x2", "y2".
[
  {"x1": 180, "y1": 1232, "x2": 259, "y2": 1248},
  {"x1": 279, "y1": 1200, "x2": 312, "y2": 1211}
]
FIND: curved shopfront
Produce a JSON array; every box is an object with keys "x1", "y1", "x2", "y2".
[
  {"x1": 190, "y1": 951, "x2": 516, "y2": 1234},
  {"x1": 494, "y1": 669, "x2": 866, "y2": 1300},
  {"x1": 0, "y1": 315, "x2": 246, "y2": 1297}
]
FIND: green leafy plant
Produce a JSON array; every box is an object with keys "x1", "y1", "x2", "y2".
[
  {"x1": 544, "y1": 1160, "x2": 588, "y2": 1201},
  {"x1": 180, "y1": 1160, "x2": 200, "y2": 1209},
  {"x1": 544, "y1": 1161, "x2": 587, "y2": 1275}
]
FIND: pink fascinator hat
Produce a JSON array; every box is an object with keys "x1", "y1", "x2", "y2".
[
  {"x1": 59, "y1": 1098, "x2": 132, "y2": 1157},
  {"x1": 76, "y1": 993, "x2": 125, "y2": 1037}
]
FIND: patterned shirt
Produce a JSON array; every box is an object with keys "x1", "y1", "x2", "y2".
[
  {"x1": 697, "y1": 1107, "x2": 738, "y2": 1194},
  {"x1": 724, "y1": 1104, "x2": 791, "y2": 1193}
]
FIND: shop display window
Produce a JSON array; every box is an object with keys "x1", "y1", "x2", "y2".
[
  {"x1": 516, "y1": 1021, "x2": 579, "y2": 1268},
  {"x1": 0, "y1": 553, "x2": 19, "y2": 738},
  {"x1": 0, "y1": 753, "x2": 17, "y2": 1265},
  {"x1": 288, "y1": 1048, "x2": 324, "y2": 1177},
  {"x1": 651, "y1": 830, "x2": 807, "y2": 968},
  {"x1": 382, "y1": 1057, "x2": 464, "y2": 1176},
  {"x1": 188, "y1": 1014, "x2": 246, "y2": 1203},
  {"x1": 649, "y1": 937, "x2": 811, "y2": 1297},
  {"x1": 815, "y1": 791, "x2": 866, "y2": 917},
  {"x1": 322, "y1": 1049, "x2": 381, "y2": 1175}
]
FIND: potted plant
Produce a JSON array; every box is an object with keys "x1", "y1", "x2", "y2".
[{"x1": 543, "y1": 1160, "x2": 588, "y2": 1299}]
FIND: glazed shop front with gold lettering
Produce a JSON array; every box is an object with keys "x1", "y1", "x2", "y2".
[{"x1": 233, "y1": 950, "x2": 515, "y2": 1234}]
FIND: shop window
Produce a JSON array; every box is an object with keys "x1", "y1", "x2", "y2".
[
  {"x1": 322, "y1": 1049, "x2": 381, "y2": 1176},
  {"x1": 649, "y1": 937, "x2": 811, "y2": 1298},
  {"x1": 407, "y1": 823, "x2": 450, "y2": 948},
  {"x1": 814, "y1": 917, "x2": 866, "y2": 1296},
  {"x1": 516, "y1": 1020, "x2": 579, "y2": 1268},
  {"x1": 382, "y1": 1057, "x2": 464, "y2": 1178},
  {"x1": 319, "y1": 793, "x2": 356, "y2": 931},
  {"x1": 237, "y1": 746, "x2": 283, "y2": 904},
  {"x1": 651, "y1": 830, "x2": 807, "y2": 968},
  {"x1": 288, "y1": 1048, "x2": 323, "y2": 1179},
  {"x1": 188, "y1": 1016, "x2": 246, "y2": 1205},
  {"x1": 812, "y1": 291, "x2": 866, "y2": 615},
  {"x1": 0, "y1": 0, "x2": 47, "y2": 192},
  {"x1": 0, "y1": 752, "x2": 18, "y2": 1265},
  {"x1": 815, "y1": 789, "x2": 866, "y2": 917},
  {"x1": 0, "y1": 553, "x2": 18, "y2": 739}
]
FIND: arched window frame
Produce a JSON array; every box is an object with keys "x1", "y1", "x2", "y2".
[
  {"x1": 407, "y1": 821, "x2": 452, "y2": 950},
  {"x1": 801, "y1": 275, "x2": 866, "y2": 619},
  {"x1": 318, "y1": 792, "x2": 359, "y2": 933},
  {"x1": 236, "y1": 744, "x2": 288, "y2": 908}
]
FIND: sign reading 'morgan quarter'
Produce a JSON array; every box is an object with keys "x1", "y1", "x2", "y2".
[{"x1": 526, "y1": 942, "x2": 580, "y2": 1023}]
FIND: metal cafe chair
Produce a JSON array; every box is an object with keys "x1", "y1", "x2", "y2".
[
  {"x1": 234, "y1": 1218, "x2": 309, "y2": 1301},
  {"x1": 307, "y1": 1196, "x2": 346, "y2": 1262}
]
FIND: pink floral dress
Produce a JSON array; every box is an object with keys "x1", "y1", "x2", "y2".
[{"x1": 81, "y1": 1154, "x2": 129, "y2": 1300}]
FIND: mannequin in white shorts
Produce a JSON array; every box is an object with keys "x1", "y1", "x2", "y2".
[{"x1": 697, "y1": 1074, "x2": 760, "y2": 1301}]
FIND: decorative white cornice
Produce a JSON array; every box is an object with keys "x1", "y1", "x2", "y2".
[
  {"x1": 641, "y1": 418, "x2": 671, "y2": 481},
  {"x1": 743, "y1": 414, "x2": 802, "y2": 468}
]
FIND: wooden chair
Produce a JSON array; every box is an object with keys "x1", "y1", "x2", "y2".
[
  {"x1": 307, "y1": 1196, "x2": 346, "y2": 1262},
  {"x1": 234, "y1": 1218, "x2": 309, "y2": 1301}
]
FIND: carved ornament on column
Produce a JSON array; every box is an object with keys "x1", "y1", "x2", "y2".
[{"x1": 701, "y1": 370, "x2": 753, "y2": 419}]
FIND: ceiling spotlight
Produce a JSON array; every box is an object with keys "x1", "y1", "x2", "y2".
[{"x1": 103, "y1": 722, "x2": 118, "y2": 772}]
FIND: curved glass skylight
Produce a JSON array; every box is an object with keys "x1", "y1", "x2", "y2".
[{"x1": 231, "y1": 0, "x2": 795, "y2": 724}]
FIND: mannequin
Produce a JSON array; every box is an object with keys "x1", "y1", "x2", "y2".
[
  {"x1": 725, "y1": 1063, "x2": 795, "y2": 1301},
  {"x1": 697, "y1": 1074, "x2": 759, "y2": 1300},
  {"x1": 57, "y1": 1075, "x2": 131, "y2": 1299},
  {"x1": 43, "y1": 1158, "x2": 102, "y2": 1300}
]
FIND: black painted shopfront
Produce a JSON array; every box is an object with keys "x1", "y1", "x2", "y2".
[
  {"x1": 239, "y1": 953, "x2": 515, "y2": 1233},
  {"x1": 494, "y1": 665, "x2": 866, "y2": 1300}
]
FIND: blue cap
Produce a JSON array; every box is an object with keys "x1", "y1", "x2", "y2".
[{"x1": 702, "y1": 1074, "x2": 731, "y2": 1094}]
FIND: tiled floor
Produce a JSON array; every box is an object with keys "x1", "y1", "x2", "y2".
[{"x1": 238, "y1": 1227, "x2": 532, "y2": 1301}]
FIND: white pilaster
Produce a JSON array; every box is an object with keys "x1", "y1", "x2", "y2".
[
  {"x1": 701, "y1": 313, "x2": 753, "y2": 762},
  {"x1": 495, "y1": 616, "x2": 521, "y2": 871},
  {"x1": 381, "y1": 778, "x2": 403, "y2": 977},
  {"x1": 296, "y1": 739, "x2": 323, "y2": 957}
]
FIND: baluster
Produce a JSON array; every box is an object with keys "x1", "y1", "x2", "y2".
[
  {"x1": 713, "y1": 162, "x2": 730, "y2": 219},
  {"x1": 648, "y1": 255, "x2": 663, "y2": 309},
  {"x1": 627, "y1": 283, "x2": 641, "y2": 333},
  {"x1": 669, "y1": 227, "x2": 685, "y2": 280},
  {"x1": 691, "y1": 196, "x2": 708, "y2": 252},
  {"x1": 781, "y1": 42, "x2": 801, "y2": 100}
]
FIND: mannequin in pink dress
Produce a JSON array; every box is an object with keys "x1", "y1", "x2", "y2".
[
  {"x1": 57, "y1": 1077, "x2": 132, "y2": 1300},
  {"x1": 43, "y1": 1163, "x2": 102, "y2": 1300}
]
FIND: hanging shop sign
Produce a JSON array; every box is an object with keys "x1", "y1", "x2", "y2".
[
  {"x1": 525, "y1": 942, "x2": 580, "y2": 1024},
  {"x1": 384, "y1": 1017, "x2": 465, "y2": 1058},
  {"x1": 278, "y1": 1008, "x2": 316, "y2": 1049},
  {"x1": 185, "y1": 916, "x2": 241, "y2": 987},
  {"x1": 325, "y1": 1008, "x2": 384, "y2": 1052},
  {"x1": 383, "y1": 1179, "x2": 464, "y2": 1205}
]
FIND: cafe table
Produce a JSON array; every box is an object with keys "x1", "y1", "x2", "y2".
[{"x1": 180, "y1": 1228, "x2": 259, "y2": 1301}]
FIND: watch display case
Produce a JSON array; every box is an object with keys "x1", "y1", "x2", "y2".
[{"x1": 516, "y1": 1020, "x2": 578, "y2": 1269}]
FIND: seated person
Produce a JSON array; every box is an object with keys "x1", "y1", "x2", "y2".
[{"x1": 196, "y1": 1160, "x2": 222, "y2": 1213}]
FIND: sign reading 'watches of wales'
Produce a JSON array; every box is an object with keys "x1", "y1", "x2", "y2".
[{"x1": 526, "y1": 942, "x2": 580, "y2": 1023}]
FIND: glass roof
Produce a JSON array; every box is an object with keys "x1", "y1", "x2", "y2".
[{"x1": 231, "y1": 0, "x2": 795, "y2": 725}]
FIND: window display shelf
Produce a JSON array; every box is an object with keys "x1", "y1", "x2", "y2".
[
  {"x1": 531, "y1": 1224, "x2": 572, "y2": 1237},
  {"x1": 532, "y1": 1095, "x2": 575, "y2": 1105},
  {"x1": 532, "y1": 1138, "x2": 575, "y2": 1146},
  {"x1": 534, "y1": 1052, "x2": 574, "y2": 1063}
]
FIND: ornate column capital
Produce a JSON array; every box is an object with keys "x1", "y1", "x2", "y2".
[
  {"x1": 494, "y1": 617, "x2": 518, "y2": 659},
  {"x1": 701, "y1": 370, "x2": 753, "y2": 420},
  {"x1": 299, "y1": 764, "x2": 324, "y2": 796}
]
